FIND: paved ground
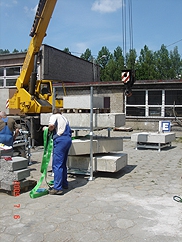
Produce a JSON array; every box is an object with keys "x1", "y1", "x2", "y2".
[{"x1": 0, "y1": 130, "x2": 182, "y2": 242}]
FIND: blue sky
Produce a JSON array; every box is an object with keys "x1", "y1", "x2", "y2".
[{"x1": 0, "y1": 0, "x2": 182, "y2": 58}]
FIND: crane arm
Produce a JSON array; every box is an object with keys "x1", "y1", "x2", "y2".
[{"x1": 16, "y1": 0, "x2": 57, "y2": 90}]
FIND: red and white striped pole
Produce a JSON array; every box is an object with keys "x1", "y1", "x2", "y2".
[{"x1": 6, "y1": 99, "x2": 9, "y2": 109}]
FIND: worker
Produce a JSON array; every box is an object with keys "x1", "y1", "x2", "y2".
[
  {"x1": 48, "y1": 108, "x2": 72, "y2": 195},
  {"x1": 0, "y1": 111, "x2": 19, "y2": 146}
]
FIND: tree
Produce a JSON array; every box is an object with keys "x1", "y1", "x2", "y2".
[
  {"x1": 63, "y1": 47, "x2": 71, "y2": 54},
  {"x1": 97, "y1": 46, "x2": 111, "y2": 81},
  {"x1": 170, "y1": 46, "x2": 181, "y2": 79},
  {"x1": 80, "y1": 48, "x2": 93, "y2": 61},
  {"x1": 12, "y1": 49, "x2": 19, "y2": 53},
  {"x1": 125, "y1": 49, "x2": 137, "y2": 70},
  {"x1": 101, "y1": 46, "x2": 125, "y2": 81},
  {"x1": 137, "y1": 45, "x2": 156, "y2": 80},
  {"x1": 113, "y1": 46, "x2": 125, "y2": 80},
  {"x1": 154, "y1": 44, "x2": 171, "y2": 79},
  {"x1": 0, "y1": 49, "x2": 10, "y2": 54}
]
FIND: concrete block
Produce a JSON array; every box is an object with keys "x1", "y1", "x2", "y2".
[
  {"x1": 0, "y1": 169, "x2": 3, "y2": 181},
  {"x1": 69, "y1": 139, "x2": 98, "y2": 155},
  {"x1": 63, "y1": 95, "x2": 104, "y2": 109},
  {"x1": 40, "y1": 113, "x2": 125, "y2": 128},
  {"x1": 95, "y1": 153, "x2": 128, "y2": 172},
  {"x1": 69, "y1": 137, "x2": 123, "y2": 155},
  {"x1": 68, "y1": 155, "x2": 91, "y2": 171},
  {"x1": 97, "y1": 137, "x2": 123, "y2": 153},
  {"x1": 0, "y1": 157, "x2": 28, "y2": 171},
  {"x1": 0, "y1": 148, "x2": 13, "y2": 158},
  {"x1": 131, "y1": 133, "x2": 148, "y2": 143},
  {"x1": 68, "y1": 153, "x2": 128, "y2": 172},
  {"x1": 1, "y1": 168, "x2": 30, "y2": 182},
  {"x1": 95, "y1": 113, "x2": 125, "y2": 128},
  {"x1": 131, "y1": 132, "x2": 176, "y2": 143},
  {"x1": 0, "y1": 179, "x2": 30, "y2": 191}
]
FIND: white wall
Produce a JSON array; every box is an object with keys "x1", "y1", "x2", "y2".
[{"x1": 0, "y1": 89, "x2": 9, "y2": 114}]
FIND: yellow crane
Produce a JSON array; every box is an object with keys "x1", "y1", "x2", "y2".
[{"x1": 9, "y1": 0, "x2": 63, "y2": 114}]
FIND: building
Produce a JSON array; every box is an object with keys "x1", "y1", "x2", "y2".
[
  {"x1": 0, "y1": 44, "x2": 100, "y2": 114},
  {"x1": 56, "y1": 80, "x2": 182, "y2": 131},
  {"x1": 0, "y1": 45, "x2": 182, "y2": 131}
]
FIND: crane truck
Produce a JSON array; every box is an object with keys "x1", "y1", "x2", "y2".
[
  {"x1": 9, "y1": 0, "x2": 60, "y2": 144},
  {"x1": 8, "y1": 0, "x2": 135, "y2": 145}
]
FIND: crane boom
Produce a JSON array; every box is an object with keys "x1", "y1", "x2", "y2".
[
  {"x1": 9, "y1": 0, "x2": 59, "y2": 114},
  {"x1": 16, "y1": 0, "x2": 57, "y2": 89}
]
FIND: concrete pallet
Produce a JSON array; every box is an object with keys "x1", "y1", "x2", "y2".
[{"x1": 68, "y1": 153, "x2": 128, "y2": 173}]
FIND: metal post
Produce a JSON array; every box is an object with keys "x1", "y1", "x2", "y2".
[
  {"x1": 93, "y1": 59, "x2": 96, "y2": 82},
  {"x1": 30, "y1": 117, "x2": 34, "y2": 148},
  {"x1": 52, "y1": 86, "x2": 56, "y2": 112},
  {"x1": 27, "y1": 137, "x2": 32, "y2": 165},
  {"x1": 88, "y1": 86, "x2": 94, "y2": 181},
  {"x1": 107, "y1": 127, "x2": 111, "y2": 137}
]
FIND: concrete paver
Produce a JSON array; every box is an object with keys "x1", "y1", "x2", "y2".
[{"x1": 0, "y1": 130, "x2": 182, "y2": 242}]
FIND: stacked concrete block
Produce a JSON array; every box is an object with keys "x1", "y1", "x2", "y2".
[
  {"x1": 40, "y1": 112, "x2": 127, "y2": 173},
  {"x1": 0, "y1": 156, "x2": 30, "y2": 192},
  {"x1": 68, "y1": 137, "x2": 128, "y2": 173}
]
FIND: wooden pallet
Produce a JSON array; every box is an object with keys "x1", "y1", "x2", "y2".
[
  {"x1": 62, "y1": 108, "x2": 110, "y2": 113},
  {"x1": 113, "y1": 127, "x2": 133, "y2": 132}
]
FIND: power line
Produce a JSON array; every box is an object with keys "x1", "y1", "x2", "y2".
[{"x1": 166, "y1": 38, "x2": 182, "y2": 48}]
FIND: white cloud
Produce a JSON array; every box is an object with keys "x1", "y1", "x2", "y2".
[
  {"x1": 0, "y1": 0, "x2": 17, "y2": 7},
  {"x1": 24, "y1": 4, "x2": 37, "y2": 17},
  {"x1": 32, "y1": 5, "x2": 38, "y2": 15},
  {"x1": 91, "y1": 0, "x2": 122, "y2": 13},
  {"x1": 75, "y1": 42, "x2": 89, "y2": 54}
]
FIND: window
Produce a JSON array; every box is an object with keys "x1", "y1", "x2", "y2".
[
  {"x1": 126, "y1": 106, "x2": 145, "y2": 116},
  {"x1": 149, "y1": 107, "x2": 161, "y2": 116},
  {"x1": 126, "y1": 89, "x2": 182, "y2": 118},
  {"x1": 6, "y1": 79, "x2": 16, "y2": 86},
  {"x1": 0, "y1": 66, "x2": 20, "y2": 88},
  {"x1": 126, "y1": 91, "x2": 145, "y2": 105},
  {"x1": 6, "y1": 67, "x2": 20, "y2": 76},
  {"x1": 0, "y1": 68, "x2": 4, "y2": 76},
  {"x1": 0, "y1": 79, "x2": 4, "y2": 86},
  {"x1": 148, "y1": 91, "x2": 162, "y2": 105},
  {"x1": 126, "y1": 90, "x2": 145, "y2": 116},
  {"x1": 165, "y1": 90, "x2": 182, "y2": 105}
]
